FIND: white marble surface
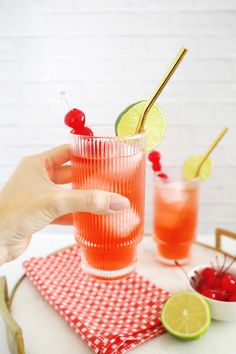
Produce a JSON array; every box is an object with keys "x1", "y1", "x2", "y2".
[{"x1": 0, "y1": 226, "x2": 235, "y2": 354}]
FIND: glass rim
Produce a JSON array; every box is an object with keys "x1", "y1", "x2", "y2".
[
  {"x1": 69, "y1": 124, "x2": 145, "y2": 140},
  {"x1": 153, "y1": 176, "x2": 200, "y2": 189}
]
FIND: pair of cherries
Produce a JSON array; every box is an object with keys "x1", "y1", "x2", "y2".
[
  {"x1": 148, "y1": 151, "x2": 168, "y2": 179},
  {"x1": 195, "y1": 264, "x2": 236, "y2": 302},
  {"x1": 64, "y1": 108, "x2": 93, "y2": 136}
]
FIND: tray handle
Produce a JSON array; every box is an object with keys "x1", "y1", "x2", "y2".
[
  {"x1": 0, "y1": 277, "x2": 25, "y2": 354},
  {"x1": 215, "y1": 228, "x2": 236, "y2": 254}
]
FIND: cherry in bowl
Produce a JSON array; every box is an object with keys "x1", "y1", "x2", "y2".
[{"x1": 188, "y1": 264, "x2": 236, "y2": 321}]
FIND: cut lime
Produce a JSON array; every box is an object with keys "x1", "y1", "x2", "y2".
[
  {"x1": 115, "y1": 100, "x2": 166, "y2": 152},
  {"x1": 182, "y1": 154, "x2": 213, "y2": 182},
  {"x1": 161, "y1": 291, "x2": 211, "y2": 340}
]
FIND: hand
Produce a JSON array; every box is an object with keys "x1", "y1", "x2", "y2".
[{"x1": 0, "y1": 145, "x2": 130, "y2": 265}]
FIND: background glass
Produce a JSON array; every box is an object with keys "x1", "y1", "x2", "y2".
[{"x1": 153, "y1": 177, "x2": 199, "y2": 265}]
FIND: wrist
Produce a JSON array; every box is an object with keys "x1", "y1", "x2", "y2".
[
  {"x1": 0, "y1": 195, "x2": 13, "y2": 265},
  {"x1": 0, "y1": 226, "x2": 10, "y2": 265},
  {"x1": 0, "y1": 244, "x2": 9, "y2": 266}
]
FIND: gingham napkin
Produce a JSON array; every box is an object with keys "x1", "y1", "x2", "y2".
[{"x1": 23, "y1": 245, "x2": 169, "y2": 354}]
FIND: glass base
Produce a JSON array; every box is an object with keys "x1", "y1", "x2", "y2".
[
  {"x1": 81, "y1": 260, "x2": 137, "y2": 281},
  {"x1": 156, "y1": 254, "x2": 190, "y2": 266}
]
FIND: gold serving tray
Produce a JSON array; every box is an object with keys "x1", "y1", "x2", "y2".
[{"x1": 0, "y1": 228, "x2": 235, "y2": 354}]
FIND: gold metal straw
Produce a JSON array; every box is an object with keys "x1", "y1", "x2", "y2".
[
  {"x1": 195, "y1": 127, "x2": 228, "y2": 178},
  {"x1": 136, "y1": 47, "x2": 188, "y2": 133}
]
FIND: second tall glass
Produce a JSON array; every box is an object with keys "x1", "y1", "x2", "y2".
[
  {"x1": 153, "y1": 177, "x2": 199, "y2": 265},
  {"x1": 70, "y1": 126, "x2": 146, "y2": 280}
]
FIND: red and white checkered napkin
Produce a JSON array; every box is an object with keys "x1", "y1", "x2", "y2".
[{"x1": 23, "y1": 245, "x2": 169, "y2": 354}]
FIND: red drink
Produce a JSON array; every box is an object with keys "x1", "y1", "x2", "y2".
[
  {"x1": 71, "y1": 127, "x2": 145, "y2": 280},
  {"x1": 153, "y1": 178, "x2": 199, "y2": 265}
]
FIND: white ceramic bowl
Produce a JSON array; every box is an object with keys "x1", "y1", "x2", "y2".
[{"x1": 188, "y1": 264, "x2": 236, "y2": 321}]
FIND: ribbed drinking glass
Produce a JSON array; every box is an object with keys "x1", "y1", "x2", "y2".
[{"x1": 70, "y1": 125, "x2": 146, "y2": 280}]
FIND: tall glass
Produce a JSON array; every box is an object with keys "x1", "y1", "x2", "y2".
[
  {"x1": 153, "y1": 177, "x2": 199, "y2": 265},
  {"x1": 70, "y1": 126, "x2": 146, "y2": 280}
]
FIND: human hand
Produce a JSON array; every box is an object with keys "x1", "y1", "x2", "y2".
[{"x1": 0, "y1": 145, "x2": 130, "y2": 265}]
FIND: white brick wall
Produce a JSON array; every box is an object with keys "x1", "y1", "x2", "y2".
[{"x1": 0, "y1": 0, "x2": 236, "y2": 235}]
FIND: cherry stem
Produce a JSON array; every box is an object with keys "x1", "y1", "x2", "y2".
[
  {"x1": 175, "y1": 260, "x2": 191, "y2": 283},
  {"x1": 60, "y1": 91, "x2": 71, "y2": 110},
  {"x1": 223, "y1": 256, "x2": 236, "y2": 274},
  {"x1": 216, "y1": 255, "x2": 220, "y2": 272},
  {"x1": 210, "y1": 261, "x2": 215, "y2": 271},
  {"x1": 191, "y1": 276, "x2": 197, "y2": 289},
  {"x1": 218, "y1": 253, "x2": 227, "y2": 275}
]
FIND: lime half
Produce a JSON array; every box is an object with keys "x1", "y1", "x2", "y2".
[
  {"x1": 182, "y1": 154, "x2": 213, "y2": 182},
  {"x1": 115, "y1": 100, "x2": 166, "y2": 151},
  {"x1": 161, "y1": 291, "x2": 211, "y2": 340}
]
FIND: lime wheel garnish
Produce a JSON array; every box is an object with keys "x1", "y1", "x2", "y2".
[
  {"x1": 182, "y1": 154, "x2": 213, "y2": 182},
  {"x1": 115, "y1": 100, "x2": 166, "y2": 152}
]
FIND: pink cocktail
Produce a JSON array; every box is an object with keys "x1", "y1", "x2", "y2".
[
  {"x1": 153, "y1": 178, "x2": 199, "y2": 265},
  {"x1": 71, "y1": 126, "x2": 146, "y2": 280}
]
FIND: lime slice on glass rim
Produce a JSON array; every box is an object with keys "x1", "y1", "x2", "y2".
[
  {"x1": 115, "y1": 100, "x2": 166, "y2": 152},
  {"x1": 161, "y1": 291, "x2": 211, "y2": 340},
  {"x1": 182, "y1": 154, "x2": 213, "y2": 182}
]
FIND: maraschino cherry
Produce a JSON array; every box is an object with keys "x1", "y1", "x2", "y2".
[
  {"x1": 148, "y1": 150, "x2": 168, "y2": 179},
  {"x1": 220, "y1": 273, "x2": 236, "y2": 292},
  {"x1": 195, "y1": 256, "x2": 236, "y2": 302},
  {"x1": 61, "y1": 91, "x2": 93, "y2": 136},
  {"x1": 202, "y1": 267, "x2": 217, "y2": 280},
  {"x1": 148, "y1": 151, "x2": 160, "y2": 163},
  {"x1": 152, "y1": 160, "x2": 162, "y2": 172},
  {"x1": 64, "y1": 108, "x2": 85, "y2": 130},
  {"x1": 158, "y1": 172, "x2": 168, "y2": 179},
  {"x1": 176, "y1": 255, "x2": 236, "y2": 303},
  {"x1": 228, "y1": 291, "x2": 236, "y2": 302},
  {"x1": 78, "y1": 126, "x2": 93, "y2": 136}
]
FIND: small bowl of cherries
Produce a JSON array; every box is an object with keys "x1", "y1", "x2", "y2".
[{"x1": 187, "y1": 255, "x2": 236, "y2": 321}]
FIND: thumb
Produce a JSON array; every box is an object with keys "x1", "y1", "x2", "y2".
[{"x1": 53, "y1": 189, "x2": 130, "y2": 217}]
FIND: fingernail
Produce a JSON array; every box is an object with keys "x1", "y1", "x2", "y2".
[{"x1": 110, "y1": 195, "x2": 130, "y2": 211}]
